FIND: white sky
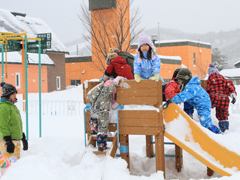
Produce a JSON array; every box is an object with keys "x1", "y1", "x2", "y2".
[{"x1": 1, "y1": 0, "x2": 240, "y2": 45}]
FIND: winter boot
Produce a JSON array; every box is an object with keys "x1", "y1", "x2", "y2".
[
  {"x1": 208, "y1": 125, "x2": 222, "y2": 134},
  {"x1": 218, "y1": 120, "x2": 229, "y2": 132},
  {"x1": 89, "y1": 118, "x2": 98, "y2": 135},
  {"x1": 97, "y1": 134, "x2": 108, "y2": 151}
]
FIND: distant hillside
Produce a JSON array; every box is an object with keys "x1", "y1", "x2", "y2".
[{"x1": 144, "y1": 28, "x2": 240, "y2": 68}]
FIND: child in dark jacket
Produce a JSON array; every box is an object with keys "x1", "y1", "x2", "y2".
[
  {"x1": 206, "y1": 63, "x2": 237, "y2": 132},
  {"x1": 164, "y1": 68, "x2": 194, "y2": 118},
  {"x1": 164, "y1": 68, "x2": 221, "y2": 134}
]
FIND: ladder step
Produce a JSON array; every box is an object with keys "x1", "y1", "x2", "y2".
[{"x1": 93, "y1": 151, "x2": 107, "y2": 155}]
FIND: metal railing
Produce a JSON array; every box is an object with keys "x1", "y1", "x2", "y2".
[{"x1": 15, "y1": 100, "x2": 83, "y2": 116}]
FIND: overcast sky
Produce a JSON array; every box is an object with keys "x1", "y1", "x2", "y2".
[{"x1": 1, "y1": 0, "x2": 240, "y2": 46}]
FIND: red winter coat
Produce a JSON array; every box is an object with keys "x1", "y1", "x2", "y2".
[
  {"x1": 164, "y1": 80, "x2": 180, "y2": 101},
  {"x1": 105, "y1": 56, "x2": 134, "y2": 80},
  {"x1": 206, "y1": 73, "x2": 237, "y2": 120}
]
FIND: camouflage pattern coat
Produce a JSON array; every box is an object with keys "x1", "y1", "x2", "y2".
[{"x1": 88, "y1": 81, "x2": 117, "y2": 134}]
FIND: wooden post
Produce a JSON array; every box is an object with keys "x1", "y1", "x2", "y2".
[
  {"x1": 120, "y1": 134, "x2": 130, "y2": 169},
  {"x1": 207, "y1": 167, "x2": 214, "y2": 176},
  {"x1": 146, "y1": 135, "x2": 153, "y2": 158},
  {"x1": 175, "y1": 145, "x2": 183, "y2": 172},
  {"x1": 155, "y1": 132, "x2": 165, "y2": 175}
]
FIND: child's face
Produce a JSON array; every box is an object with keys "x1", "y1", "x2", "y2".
[
  {"x1": 178, "y1": 79, "x2": 183, "y2": 85},
  {"x1": 140, "y1": 44, "x2": 150, "y2": 53}
]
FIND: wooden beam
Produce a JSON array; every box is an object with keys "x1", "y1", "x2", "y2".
[
  {"x1": 175, "y1": 145, "x2": 183, "y2": 172},
  {"x1": 146, "y1": 135, "x2": 153, "y2": 158},
  {"x1": 120, "y1": 134, "x2": 130, "y2": 169}
]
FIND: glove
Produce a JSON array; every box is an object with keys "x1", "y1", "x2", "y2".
[
  {"x1": 22, "y1": 133, "x2": 28, "y2": 151},
  {"x1": 114, "y1": 76, "x2": 125, "y2": 85},
  {"x1": 134, "y1": 74, "x2": 143, "y2": 83},
  {"x1": 208, "y1": 125, "x2": 222, "y2": 134},
  {"x1": 163, "y1": 99, "x2": 173, "y2": 109},
  {"x1": 230, "y1": 93, "x2": 237, "y2": 104},
  {"x1": 99, "y1": 77, "x2": 104, "y2": 82},
  {"x1": 149, "y1": 73, "x2": 160, "y2": 80},
  {"x1": 4, "y1": 136, "x2": 15, "y2": 153},
  {"x1": 218, "y1": 120, "x2": 229, "y2": 132},
  {"x1": 9, "y1": 156, "x2": 18, "y2": 163}
]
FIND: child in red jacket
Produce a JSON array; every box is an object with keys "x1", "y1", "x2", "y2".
[
  {"x1": 102, "y1": 48, "x2": 134, "y2": 82},
  {"x1": 164, "y1": 68, "x2": 194, "y2": 118},
  {"x1": 206, "y1": 63, "x2": 237, "y2": 132}
]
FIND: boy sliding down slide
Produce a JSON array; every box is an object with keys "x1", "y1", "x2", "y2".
[{"x1": 163, "y1": 68, "x2": 222, "y2": 134}]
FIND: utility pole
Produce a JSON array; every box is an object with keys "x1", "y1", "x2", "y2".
[{"x1": 158, "y1": 22, "x2": 160, "y2": 53}]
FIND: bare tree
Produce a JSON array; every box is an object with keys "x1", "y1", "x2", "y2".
[
  {"x1": 78, "y1": 0, "x2": 143, "y2": 73},
  {"x1": 195, "y1": 57, "x2": 209, "y2": 79}
]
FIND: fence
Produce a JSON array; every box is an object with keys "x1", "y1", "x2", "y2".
[
  {"x1": 15, "y1": 100, "x2": 240, "y2": 116},
  {"x1": 15, "y1": 100, "x2": 84, "y2": 116}
]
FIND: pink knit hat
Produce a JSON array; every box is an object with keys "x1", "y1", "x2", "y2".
[{"x1": 137, "y1": 33, "x2": 155, "y2": 62}]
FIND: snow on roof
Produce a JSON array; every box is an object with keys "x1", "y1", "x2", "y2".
[
  {"x1": 131, "y1": 39, "x2": 211, "y2": 46},
  {"x1": 220, "y1": 68, "x2": 240, "y2": 77},
  {"x1": 234, "y1": 60, "x2": 240, "y2": 66},
  {"x1": 0, "y1": 8, "x2": 68, "y2": 53},
  {"x1": 0, "y1": 52, "x2": 54, "y2": 66}
]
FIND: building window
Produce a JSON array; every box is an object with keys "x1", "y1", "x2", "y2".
[
  {"x1": 56, "y1": 76, "x2": 61, "y2": 90},
  {"x1": 193, "y1": 53, "x2": 196, "y2": 66},
  {"x1": 16, "y1": 73, "x2": 20, "y2": 89},
  {"x1": 70, "y1": 79, "x2": 81, "y2": 86}
]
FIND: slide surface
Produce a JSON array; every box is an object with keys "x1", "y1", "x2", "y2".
[{"x1": 163, "y1": 103, "x2": 240, "y2": 176}]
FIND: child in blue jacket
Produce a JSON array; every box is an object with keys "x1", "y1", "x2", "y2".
[
  {"x1": 134, "y1": 33, "x2": 162, "y2": 82},
  {"x1": 164, "y1": 68, "x2": 221, "y2": 134}
]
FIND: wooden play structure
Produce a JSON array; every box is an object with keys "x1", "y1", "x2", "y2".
[{"x1": 83, "y1": 80, "x2": 184, "y2": 177}]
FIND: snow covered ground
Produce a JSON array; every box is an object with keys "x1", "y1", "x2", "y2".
[{"x1": 1, "y1": 83, "x2": 240, "y2": 180}]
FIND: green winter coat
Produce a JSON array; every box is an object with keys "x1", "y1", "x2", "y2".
[{"x1": 0, "y1": 99, "x2": 23, "y2": 140}]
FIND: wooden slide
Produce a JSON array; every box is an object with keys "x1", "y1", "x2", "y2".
[{"x1": 163, "y1": 103, "x2": 240, "y2": 176}]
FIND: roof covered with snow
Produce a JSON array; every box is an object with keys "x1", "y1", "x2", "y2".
[
  {"x1": 0, "y1": 52, "x2": 54, "y2": 66},
  {"x1": 0, "y1": 8, "x2": 68, "y2": 53},
  {"x1": 220, "y1": 68, "x2": 240, "y2": 78}
]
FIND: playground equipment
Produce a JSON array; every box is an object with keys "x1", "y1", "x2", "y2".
[
  {"x1": 0, "y1": 32, "x2": 42, "y2": 139},
  {"x1": 83, "y1": 79, "x2": 240, "y2": 178}
]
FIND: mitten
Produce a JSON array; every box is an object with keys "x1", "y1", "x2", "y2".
[
  {"x1": 99, "y1": 77, "x2": 104, "y2": 82},
  {"x1": 9, "y1": 156, "x2": 18, "y2": 163},
  {"x1": 230, "y1": 93, "x2": 237, "y2": 104},
  {"x1": 22, "y1": 133, "x2": 28, "y2": 151},
  {"x1": 163, "y1": 99, "x2": 173, "y2": 109},
  {"x1": 134, "y1": 74, "x2": 143, "y2": 83},
  {"x1": 149, "y1": 73, "x2": 160, "y2": 80},
  {"x1": 114, "y1": 76, "x2": 125, "y2": 85},
  {"x1": 4, "y1": 136, "x2": 15, "y2": 153},
  {"x1": 208, "y1": 125, "x2": 222, "y2": 134},
  {"x1": 218, "y1": 120, "x2": 229, "y2": 132}
]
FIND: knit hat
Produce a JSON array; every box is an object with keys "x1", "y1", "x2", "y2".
[
  {"x1": 208, "y1": 63, "x2": 219, "y2": 75},
  {"x1": 137, "y1": 33, "x2": 155, "y2": 62},
  {"x1": 172, "y1": 68, "x2": 182, "y2": 80},
  {"x1": 106, "y1": 48, "x2": 118, "y2": 65},
  {"x1": 176, "y1": 68, "x2": 192, "y2": 85},
  {"x1": 0, "y1": 82, "x2": 18, "y2": 98}
]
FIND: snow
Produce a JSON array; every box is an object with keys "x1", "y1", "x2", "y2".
[
  {"x1": 0, "y1": 83, "x2": 239, "y2": 179},
  {"x1": 0, "y1": 52, "x2": 54, "y2": 65},
  {"x1": 220, "y1": 68, "x2": 240, "y2": 78}
]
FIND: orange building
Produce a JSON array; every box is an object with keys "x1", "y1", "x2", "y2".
[{"x1": 131, "y1": 40, "x2": 212, "y2": 80}]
